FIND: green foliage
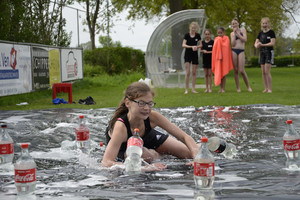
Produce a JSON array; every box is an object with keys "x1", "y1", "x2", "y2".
[
  {"x1": 83, "y1": 47, "x2": 145, "y2": 75},
  {"x1": 98, "y1": 35, "x2": 122, "y2": 47},
  {"x1": 0, "y1": 0, "x2": 72, "y2": 46}
]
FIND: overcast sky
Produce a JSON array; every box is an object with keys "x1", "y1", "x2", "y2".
[{"x1": 63, "y1": 3, "x2": 300, "y2": 51}]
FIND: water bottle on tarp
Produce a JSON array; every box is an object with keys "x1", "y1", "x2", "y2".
[
  {"x1": 14, "y1": 143, "x2": 36, "y2": 195},
  {"x1": 194, "y1": 189, "x2": 215, "y2": 200},
  {"x1": 208, "y1": 136, "x2": 237, "y2": 159},
  {"x1": 283, "y1": 120, "x2": 300, "y2": 169},
  {"x1": 194, "y1": 137, "x2": 215, "y2": 189},
  {"x1": 0, "y1": 124, "x2": 14, "y2": 164},
  {"x1": 124, "y1": 128, "x2": 143, "y2": 175},
  {"x1": 75, "y1": 115, "x2": 90, "y2": 153}
]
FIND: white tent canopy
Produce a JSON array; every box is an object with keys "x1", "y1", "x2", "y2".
[{"x1": 145, "y1": 9, "x2": 207, "y2": 87}]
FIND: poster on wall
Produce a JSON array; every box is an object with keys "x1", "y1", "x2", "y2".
[
  {"x1": 0, "y1": 43, "x2": 32, "y2": 96},
  {"x1": 60, "y1": 48, "x2": 83, "y2": 82},
  {"x1": 49, "y1": 48, "x2": 60, "y2": 87},
  {"x1": 32, "y1": 47, "x2": 50, "y2": 90}
]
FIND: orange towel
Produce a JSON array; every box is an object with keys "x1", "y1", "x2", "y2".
[{"x1": 212, "y1": 36, "x2": 234, "y2": 86}]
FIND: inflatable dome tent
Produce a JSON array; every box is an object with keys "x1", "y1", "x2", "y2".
[{"x1": 145, "y1": 9, "x2": 207, "y2": 87}]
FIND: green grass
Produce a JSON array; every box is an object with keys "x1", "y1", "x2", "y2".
[{"x1": 0, "y1": 67, "x2": 299, "y2": 110}]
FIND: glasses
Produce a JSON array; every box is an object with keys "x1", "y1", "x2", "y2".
[{"x1": 129, "y1": 99, "x2": 156, "y2": 108}]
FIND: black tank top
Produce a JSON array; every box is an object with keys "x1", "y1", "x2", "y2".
[{"x1": 105, "y1": 114, "x2": 152, "y2": 157}]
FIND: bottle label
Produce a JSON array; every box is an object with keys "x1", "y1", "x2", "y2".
[
  {"x1": 15, "y1": 168, "x2": 36, "y2": 183},
  {"x1": 127, "y1": 137, "x2": 143, "y2": 148},
  {"x1": 0, "y1": 143, "x2": 14, "y2": 154},
  {"x1": 284, "y1": 139, "x2": 300, "y2": 151},
  {"x1": 194, "y1": 163, "x2": 215, "y2": 177},
  {"x1": 215, "y1": 140, "x2": 226, "y2": 153},
  {"x1": 76, "y1": 130, "x2": 89, "y2": 141}
]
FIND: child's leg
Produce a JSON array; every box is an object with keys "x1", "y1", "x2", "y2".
[
  {"x1": 185, "y1": 62, "x2": 191, "y2": 93},
  {"x1": 208, "y1": 69, "x2": 212, "y2": 92},
  {"x1": 204, "y1": 68, "x2": 209, "y2": 92},
  {"x1": 265, "y1": 63, "x2": 272, "y2": 92},
  {"x1": 191, "y1": 64, "x2": 198, "y2": 93},
  {"x1": 261, "y1": 64, "x2": 268, "y2": 92}
]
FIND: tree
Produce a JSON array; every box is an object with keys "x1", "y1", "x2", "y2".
[
  {"x1": 99, "y1": 35, "x2": 121, "y2": 47},
  {"x1": 112, "y1": 0, "x2": 300, "y2": 57},
  {"x1": 0, "y1": 0, "x2": 72, "y2": 46},
  {"x1": 79, "y1": 0, "x2": 117, "y2": 49}
]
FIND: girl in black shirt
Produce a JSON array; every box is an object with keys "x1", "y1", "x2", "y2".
[
  {"x1": 254, "y1": 17, "x2": 276, "y2": 93},
  {"x1": 201, "y1": 30, "x2": 214, "y2": 93}
]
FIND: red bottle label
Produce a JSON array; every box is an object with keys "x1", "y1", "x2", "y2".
[
  {"x1": 127, "y1": 137, "x2": 143, "y2": 148},
  {"x1": 194, "y1": 163, "x2": 215, "y2": 177},
  {"x1": 76, "y1": 130, "x2": 89, "y2": 141},
  {"x1": 15, "y1": 168, "x2": 36, "y2": 183},
  {"x1": 283, "y1": 139, "x2": 300, "y2": 151},
  {"x1": 0, "y1": 143, "x2": 14, "y2": 154}
]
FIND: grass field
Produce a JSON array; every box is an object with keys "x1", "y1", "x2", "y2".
[{"x1": 0, "y1": 66, "x2": 299, "y2": 110}]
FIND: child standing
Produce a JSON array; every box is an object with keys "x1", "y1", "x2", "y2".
[
  {"x1": 182, "y1": 22, "x2": 202, "y2": 94},
  {"x1": 254, "y1": 17, "x2": 276, "y2": 93},
  {"x1": 212, "y1": 27, "x2": 234, "y2": 93},
  {"x1": 201, "y1": 30, "x2": 214, "y2": 93}
]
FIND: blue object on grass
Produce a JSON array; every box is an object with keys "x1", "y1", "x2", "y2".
[{"x1": 53, "y1": 98, "x2": 68, "y2": 105}]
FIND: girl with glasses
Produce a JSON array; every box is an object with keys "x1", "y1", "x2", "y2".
[{"x1": 102, "y1": 82, "x2": 199, "y2": 171}]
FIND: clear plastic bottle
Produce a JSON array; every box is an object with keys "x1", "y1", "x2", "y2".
[
  {"x1": 283, "y1": 120, "x2": 300, "y2": 169},
  {"x1": 0, "y1": 124, "x2": 14, "y2": 164},
  {"x1": 194, "y1": 137, "x2": 215, "y2": 189},
  {"x1": 14, "y1": 143, "x2": 36, "y2": 195},
  {"x1": 194, "y1": 189, "x2": 215, "y2": 200},
  {"x1": 75, "y1": 115, "x2": 90, "y2": 153},
  {"x1": 208, "y1": 136, "x2": 237, "y2": 159},
  {"x1": 124, "y1": 128, "x2": 143, "y2": 175}
]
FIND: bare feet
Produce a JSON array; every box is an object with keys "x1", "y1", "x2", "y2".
[
  {"x1": 237, "y1": 88, "x2": 241, "y2": 93},
  {"x1": 267, "y1": 90, "x2": 272, "y2": 93},
  {"x1": 248, "y1": 88, "x2": 252, "y2": 92},
  {"x1": 184, "y1": 90, "x2": 188, "y2": 94},
  {"x1": 262, "y1": 89, "x2": 267, "y2": 93},
  {"x1": 204, "y1": 89, "x2": 208, "y2": 93},
  {"x1": 208, "y1": 89, "x2": 212, "y2": 93},
  {"x1": 192, "y1": 90, "x2": 198, "y2": 94},
  {"x1": 218, "y1": 89, "x2": 225, "y2": 93}
]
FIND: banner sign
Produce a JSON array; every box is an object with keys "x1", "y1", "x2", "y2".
[
  {"x1": 61, "y1": 49, "x2": 83, "y2": 82},
  {"x1": 0, "y1": 43, "x2": 32, "y2": 96},
  {"x1": 32, "y1": 47, "x2": 50, "y2": 90}
]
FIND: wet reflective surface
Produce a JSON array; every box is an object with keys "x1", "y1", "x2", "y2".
[{"x1": 1, "y1": 105, "x2": 300, "y2": 199}]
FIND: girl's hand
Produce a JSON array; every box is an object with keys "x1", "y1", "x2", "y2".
[
  {"x1": 143, "y1": 163, "x2": 167, "y2": 171},
  {"x1": 192, "y1": 46, "x2": 198, "y2": 51},
  {"x1": 202, "y1": 50, "x2": 208, "y2": 54}
]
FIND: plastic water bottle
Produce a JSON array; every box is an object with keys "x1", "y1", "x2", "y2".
[
  {"x1": 75, "y1": 115, "x2": 90, "y2": 153},
  {"x1": 194, "y1": 137, "x2": 215, "y2": 189},
  {"x1": 208, "y1": 136, "x2": 237, "y2": 159},
  {"x1": 194, "y1": 189, "x2": 215, "y2": 200},
  {"x1": 14, "y1": 143, "x2": 36, "y2": 195},
  {"x1": 283, "y1": 120, "x2": 300, "y2": 169},
  {"x1": 124, "y1": 128, "x2": 143, "y2": 175},
  {"x1": 0, "y1": 124, "x2": 14, "y2": 164}
]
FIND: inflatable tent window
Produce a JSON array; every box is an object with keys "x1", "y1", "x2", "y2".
[{"x1": 145, "y1": 9, "x2": 207, "y2": 87}]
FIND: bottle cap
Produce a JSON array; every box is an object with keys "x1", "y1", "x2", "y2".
[
  {"x1": 134, "y1": 128, "x2": 140, "y2": 132},
  {"x1": 286, "y1": 120, "x2": 293, "y2": 124},
  {"x1": 201, "y1": 137, "x2": 208, "y2": 143},
  {"x1": 100, "y1": 142, "x2": 103, "y2": 147},
  {"x1": 1, "y1": 124, "x2": 7, "y2": 128},
  {"x1": 79, "y1": 115, "x2": 84, "y2": 119},
  {"x1": 21, "y1": 143, "x2": 29, "y2": 149}
]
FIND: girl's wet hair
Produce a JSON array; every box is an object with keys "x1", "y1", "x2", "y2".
[
  {"x1": 261, "y1": 17, "x2": 271, "y2": 28},
  {"x1": 189, "y1": 22, "x2": 199, "y2": 30},
  {"x1": 204, "y1": 29, "x2": 212, "y2": 34},
  {"x1": 108, "y1": 82, "x2": 155, "y2": 131},
  {"x1": 218, "y1": 27, "x2": 225, "y2": 32}
]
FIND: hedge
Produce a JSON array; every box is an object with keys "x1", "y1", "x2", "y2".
[
  {"x1": 83, "y1": 47, "x2": 145, "y2": 75},
  {"x1": 248, "y1": 55, "x2": 300, "y2": 67}
]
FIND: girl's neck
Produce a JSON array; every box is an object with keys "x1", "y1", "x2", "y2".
[
  {"x1": 262, "y1": 28, "x2": 270, "y2": 32},
  {"x1": 205, "y1": 38, "x2": 211, "y2": 42}
]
